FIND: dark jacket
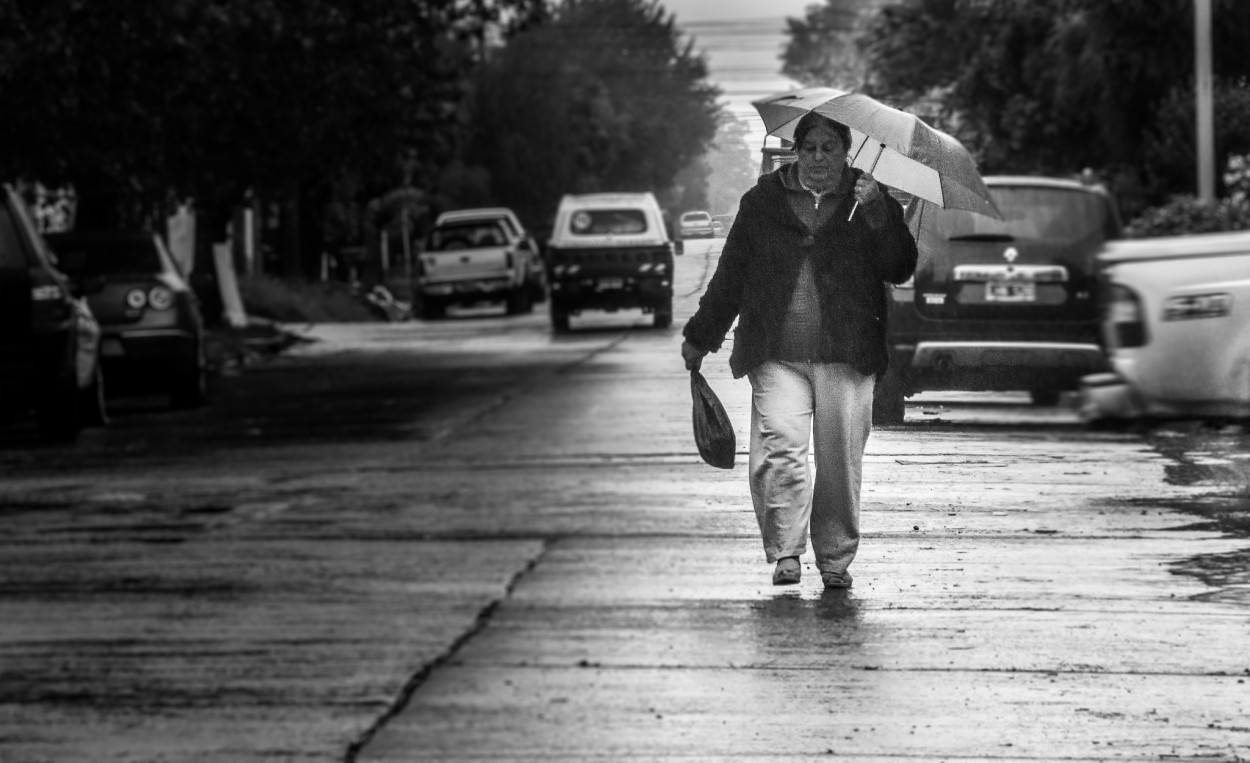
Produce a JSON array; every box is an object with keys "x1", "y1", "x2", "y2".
[{"x1": 683, "y1": 165, "x2": 918, "y2": 379}]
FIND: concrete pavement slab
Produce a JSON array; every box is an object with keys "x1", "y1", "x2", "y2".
[{"x1": 358, "y1": 535, "x2": 1250, "y2": 761}]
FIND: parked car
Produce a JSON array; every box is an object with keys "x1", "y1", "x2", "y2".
[
  {"x1": 418, "y1": 207, "x2": 544, "y2": 319},
  {"x1": 1079, "y1": 229, "x2": 1250, "y2": 423},
  {"x1": 873, "y1": 176, "x2": 1124, "y2": 423},
  {"x1": 545, "y1": 192, "x2": 681, "y2": 331},
  {"x1": 678, "y1": 210, "x2": 715, "y2": 239},
  {"x1": 44, "y1": 229, "x2": 207, "y2": 409},
  {"x1": 711, "y1": 213, "x2": 735, "y2": 237},
  {"x1": 0, "y1": 184, "x2": 106, "y2": 441}
]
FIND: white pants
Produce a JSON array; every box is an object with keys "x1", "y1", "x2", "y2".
[{"x1": 747, "y1": 360, "x2": 874, "y2": 574}]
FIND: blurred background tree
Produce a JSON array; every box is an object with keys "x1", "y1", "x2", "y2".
[
  {"x1": 844, "y1": 0, "x2": 1250, "y2": 220},
  {"x1": 0, "y1": 0, "x2": 541, "y2": 276},
  {"x1": 780, "y1": 0, "x2": 884, "y2": 89},
  {"x1": 470, "y1": 0, "x2": 722, "y2": 230},
  {"x1": 702, "y1": 115, "x2": 759, "y2": 216}
]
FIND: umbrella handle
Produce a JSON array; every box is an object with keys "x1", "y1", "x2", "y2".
[{"x1": 848, "y1": 143, "x2": 887, "y2": 222}]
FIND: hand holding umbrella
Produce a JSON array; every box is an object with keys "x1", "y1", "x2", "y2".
[{"x1": 849, "y1": 145, "x2": 886, "y2": 221}]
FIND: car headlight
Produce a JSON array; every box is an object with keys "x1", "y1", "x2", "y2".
[
  {"x1": 147, "y1": 286, "x2": 174, "y2": 311},
  {"x1": 125, "y1": 288, "x2": 147, "y2": 309}
]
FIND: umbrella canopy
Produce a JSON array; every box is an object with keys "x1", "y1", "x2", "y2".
[{"x1": 752, "y1": 87, "x2": 1001, "y2": 220}]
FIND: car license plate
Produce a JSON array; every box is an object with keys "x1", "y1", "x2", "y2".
[
  {"x1": 986, "y1": 281, "x2": 1035, "y2": 302},
  {"x1": 597, "y1": 277, "x2": 624, "y2": 290},
  {"x1": 101, "y1": 338, "x2": 124, "y2": 357}
]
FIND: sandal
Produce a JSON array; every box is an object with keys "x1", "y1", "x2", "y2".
[{"x1": 772, "y1": 557, "x2": 801, "y2": 585}]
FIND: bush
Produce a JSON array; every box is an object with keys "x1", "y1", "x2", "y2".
[
  {"x1": 237, "y1": 274, "x2": 378, "y2": 323},
  {"x1": 1124, "y1": 195, "x2": 1250, "y2": 238}
]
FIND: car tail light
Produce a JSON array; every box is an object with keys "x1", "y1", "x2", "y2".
[
  {"x1": 28, "y1": 267, "x2": 71, "y2": 326},
  {"x1": 147, "y1": 286, "x2": 174, "y2": 310},
  {"x1": 1107, "y1": 284, "x2": 1147, "y2": 347}
]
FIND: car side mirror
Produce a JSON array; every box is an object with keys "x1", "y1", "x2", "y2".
[
  {"x1": 518, "y1": 239, "x2": 534, "y2": 252},
  {"x1": 673, "y1": 240, "x2": 684, "y2": 256}
]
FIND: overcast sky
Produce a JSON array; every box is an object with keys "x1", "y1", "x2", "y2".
[{"x1": 662, "y1": 0, "x2": 814, "y2": 149}]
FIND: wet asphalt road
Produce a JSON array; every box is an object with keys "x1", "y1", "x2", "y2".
[{"x1": 1, "y1": 237, "x2": 1249, "y2": 761}]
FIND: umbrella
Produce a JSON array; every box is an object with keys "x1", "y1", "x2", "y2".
[{"x1": 752, "y1": 87, "x2": 1002, "y2": 221}]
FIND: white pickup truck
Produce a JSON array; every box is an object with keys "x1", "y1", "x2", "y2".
[
  {"x1": 1080, "y1": 229, "x2": 1250, "y2": 423},
  {"x1": 417, "y1": 207, "x2": 545, "y2": 320}
]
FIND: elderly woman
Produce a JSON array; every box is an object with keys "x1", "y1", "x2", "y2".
[{"x1": 681, "y1": 111, "x2": 918, "y2": 589}]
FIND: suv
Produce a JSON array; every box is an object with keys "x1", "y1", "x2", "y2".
[
  {"x1": 0, "y1": 184, "x2": 105, "y2": 441},
  {"x1": 418, "y1": 207, "x2": 545, "y2": 319},
  {"x1": 873, "y1": 176, "x2": 1123, "y2": 423},
  {"x1": 545, "y1": 192, "x2": 681, "y2": 331}
]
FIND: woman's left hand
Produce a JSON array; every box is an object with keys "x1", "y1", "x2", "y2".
[{"x1": 854, "y1": 173, "x2": 883, "y2": 205}]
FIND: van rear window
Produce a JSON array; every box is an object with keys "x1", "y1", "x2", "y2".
[
  {"x1": 570, "y1": 209, "x2": 648, "y2": 235},
  {"x1": 0, "y1": 209, "x2": 26, "y2": 269},
  {"x1": 932, "y1": 187, "x2": 1111, "y2": 246}
]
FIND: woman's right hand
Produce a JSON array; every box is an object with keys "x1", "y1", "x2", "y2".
[{"x1": 681, "y1": 340, "x2": 707, "y2": 372}]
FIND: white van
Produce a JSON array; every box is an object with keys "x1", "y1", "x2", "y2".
[{"x1": 545, "y1": 193, "x2": 681, "y2": 331}]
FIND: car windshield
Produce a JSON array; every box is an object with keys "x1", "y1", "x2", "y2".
[
  {"x1": 932, "y1": 186, "x2": 1110, "y2": 245},
  {"x1": 50, "y1": 238, "x2": 160, "y2": 275},
  {"x1": 429, "y1": 221, "x2": 508, "y2": 249},
  {"x1": 569, "y1": 209, "x2": 648, "y2": 235}
]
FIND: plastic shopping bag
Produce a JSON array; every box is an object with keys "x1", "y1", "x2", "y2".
[{"x1": 690, "y1": 370, "x2": 735, "y2": 469}]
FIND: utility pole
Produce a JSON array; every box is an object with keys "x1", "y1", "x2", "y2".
[{"x1": 1195, "y1": 0, "x2": 1215, "y2": 201}]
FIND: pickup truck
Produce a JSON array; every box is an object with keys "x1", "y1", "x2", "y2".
[
  {"x1": 545, "y1": 192, "x2": 681, "y2": 331},
  {"x1": 417, "y1": 207, "x2": 544, "y2": 320},
  {"x1": 1079, "y1": 229, "x2": 1250, "y2": 423}
]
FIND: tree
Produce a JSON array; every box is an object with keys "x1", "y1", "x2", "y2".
[
  {"x1": 780, "y1": 0, "x2": 885, "y2": 89},
  {"x1": 701, "y1": 115, "x2": 759, "y2": 214},
  {"x1": 853, "y1": 0, "x2": 1250, "y2": 214},
  {"x1": 470, "y1": 0, "x2": 722, "y2": 228},
  {"x1": 0, "y1": 1, "x2": 530, "y2": 274}
]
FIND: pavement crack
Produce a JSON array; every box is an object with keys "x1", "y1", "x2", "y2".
[{"x1": 341, "y1": 538, "x2": 552, "y2": 763}]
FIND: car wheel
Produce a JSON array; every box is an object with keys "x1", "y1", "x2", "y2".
[
  {"x1": 505, "y1": 286, "x2": 532, "y2": 315},
  {"x1": 550, "y1": 305, "x2": 570, "y2": 333},
  {"x1": 36, "y1": 369, "x2": 82, "y2": 443},
  {"x1": 872, "y1": 365, "x2": 907, "y2": 426},
  {"x1": 420, "y1": 298, "x2": 446, "y2": 321},
  {"x1": 653, "y1": 302, "x2": 673, "y2": 329},
  {"x1": 170, "y1": 348, "x2": 208, "y2": 409},
  {"x1": 80, "y1": 364, "x2": 108, "y2": 427},
  {"x1": 1030, "y1": 390, "x2": 1062, "y2": 406}
]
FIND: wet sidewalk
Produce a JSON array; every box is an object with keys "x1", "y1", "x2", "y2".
[{"x1": 352, "y1": 406, "x2": 1250, "y2": 761}]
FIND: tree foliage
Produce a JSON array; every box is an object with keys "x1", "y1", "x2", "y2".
[
  {"x1": 0, "y1": 0, "x2": 532, "y2": 233},
  {"x1": 853, "y1": 0, "x2": 1250, "y2": 215},
  {"x1": 780, "y1": 0, "x2": 884, "y2": 89},
  {"x1": 471, "y1": 0, "x2": 722, "y2": 227},
  {"x1": 701, "y1": 115, "x2": 758, "y2": 215}
]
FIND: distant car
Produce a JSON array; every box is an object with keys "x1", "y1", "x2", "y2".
[
  {"x1": 0, "y1": 184, "x2": 105, "y2": 441},
  {"x1": 873, "y1": 176, "x2": 1124, "y2": 423},
  {"x1": 419, "y1": 207, "x2": 544, "y2": 319},
  {"x1": 45, "y1": 229, "x2": 207, "y2": 409},
  {"x1": 711, "y1": 213, "x2": 735, "y2": 238},
  {"x1": 1079, "y1": 230, "x2": 1250, "y2": 423},
  {"x1": 546, "y1": 192, "x2": 680, "y2": 330},
  {"x1": 679, "y1": 210, "x2": 715, "y2": 239}
]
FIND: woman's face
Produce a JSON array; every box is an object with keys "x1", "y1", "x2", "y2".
[{"x1": 796, "y1": 123, "x2": 847, "y2": 189}]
